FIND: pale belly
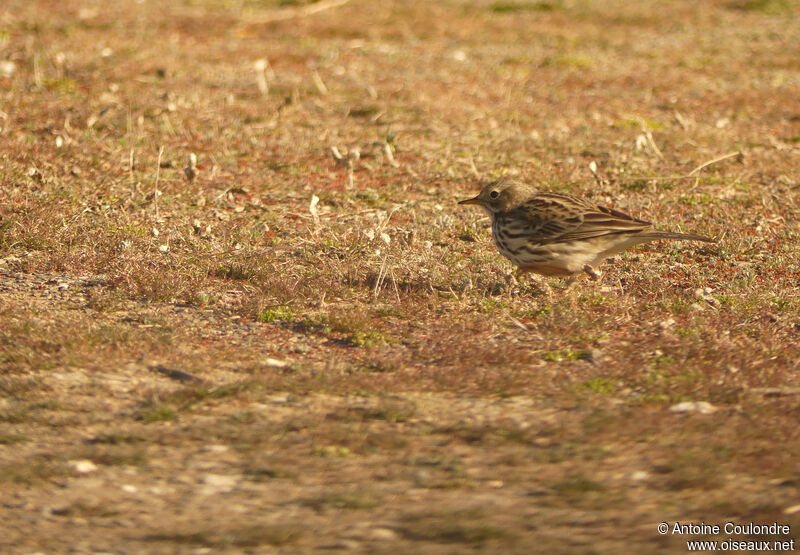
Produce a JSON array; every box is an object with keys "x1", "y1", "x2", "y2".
[{"x1": 491, "y1": 219, "x2": 642, "y2": 276}]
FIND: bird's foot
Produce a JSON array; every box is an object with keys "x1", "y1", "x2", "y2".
[
  {"x1": 564, "y1": 275, "x2": 579, "y2": 291},
  {"x1": 504, "y1": 270, "x2": 520, "y2": 297},
  {"x1": 582, "y1": 265, "x2": 602, "y2": 281},
  {"x1": 513, "y1": 268, "x2": 552, "y2": 296},
  {"x1": 512, "y1": 267, "x2": 528, "y2": 282},
  {"x1": 531, "y1": 279, "x2": 553, "y2": 297},
  {"x1": 505, "y1": 271, "x2": 517, "y2": 287}
]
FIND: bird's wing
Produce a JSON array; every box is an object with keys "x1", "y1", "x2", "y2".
[{"x1": 506, "y1": 193, "x2": 651, "y2": 244}]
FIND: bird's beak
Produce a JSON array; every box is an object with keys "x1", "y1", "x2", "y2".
[{"x1": 458, "y1": 195, "x2": 483, "y2": 206}]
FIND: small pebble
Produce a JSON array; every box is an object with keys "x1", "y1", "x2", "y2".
[
  {"x1": 670, "y1": 401, "x2": 716, "y2": 414},
  {"x1": 200, "y1": 474, "x2": 238, "y2": 494},
  {"x1": 658, "y1": 318, "x2": 676, "y2": 330},
  {"x1": 262, "y1": 357, "x2": 289, "y2": 368},
  {"x1": 70, "y1": 460, "x2": 98, "y2": 474},
  {"x1": 367, "y1": 528, "x2": 397, "y2": 540},
  {"x1": 0, "y1": 60, "x2": 16, "y2": 78}
]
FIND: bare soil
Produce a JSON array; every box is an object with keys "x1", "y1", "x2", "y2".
[{"x1": 1, "y1": 1, "x2": 800, "y2": 553}]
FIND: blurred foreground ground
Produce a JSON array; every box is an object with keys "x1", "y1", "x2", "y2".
[{"x1": 1, "y1": 1, "x2": 799, "y2": 552}]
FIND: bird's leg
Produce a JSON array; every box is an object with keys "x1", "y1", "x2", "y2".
[
  {"x1": 562, "y1": 273, "x2": 583, "y2": 309},
  {"x1": 502, "y1": 270, "x2": 516, "y2": 299},
  {"x1": 537, "y1": 276, "x2": 553, "y2": 297},
  {"x1": 564, "y1": 274, "x2": 579, "y2": 291},
  {"x1": 565, "y1": 270, "x2": 594, "y2": 291},
  {"x1": 512, "y1": 267, "x2": 552, "y2": 296},
  {"x1": 500, "y1": 267, "x2": 524, "y2": 299},
  {"x1": 504, "y1": 268, "x2": 519, "y2": 289},
  {"x1": 582, "y1": 265, "x2": 602, "y2": 281}
]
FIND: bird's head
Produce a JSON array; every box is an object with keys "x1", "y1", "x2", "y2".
[{"x1": 458, "y1": 178, "x2": 530, "y2": 214}]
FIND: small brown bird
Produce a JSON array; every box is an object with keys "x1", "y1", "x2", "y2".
[{"x1": 459, "y1": 178, "x2": 715, "y2": 283}]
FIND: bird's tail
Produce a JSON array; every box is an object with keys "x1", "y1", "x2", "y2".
[{"x1": 642, "y1": 231, "x2": 716, "y2": 243}]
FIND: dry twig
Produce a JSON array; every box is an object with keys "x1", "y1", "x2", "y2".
[
  {"x1": 688, "y1": 151, "x2": 743, "y2": 176},
  {"x1": 246, "y1": 0, "x2": 353, "y2": 24},
  {"x1": 154, "y1": 145, "x2": 164, "y2": 219},
  {"x1": 619, "y1": 150, "x2": 744, "y2": 183}
]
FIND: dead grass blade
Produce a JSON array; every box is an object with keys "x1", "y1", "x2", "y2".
[{"x1": 244, "y1": 0, "x2": 352, "y2": 24}]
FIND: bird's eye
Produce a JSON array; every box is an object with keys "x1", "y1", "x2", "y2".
[{"x1": 489, "y1": 190, "x2": 500, "y2": 199}]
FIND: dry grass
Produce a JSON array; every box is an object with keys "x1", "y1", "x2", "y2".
[{"x1": 1, "y1": 0, "x2": 800, "y2": 552}]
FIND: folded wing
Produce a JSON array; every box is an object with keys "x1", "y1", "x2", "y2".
[{"x1": 505, "y1": 192, "x2": 651, "y2": 244}]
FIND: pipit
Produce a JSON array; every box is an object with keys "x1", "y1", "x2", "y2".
[{"x1": 459, "y1": 178, "x2": 715, "y2": 284}]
